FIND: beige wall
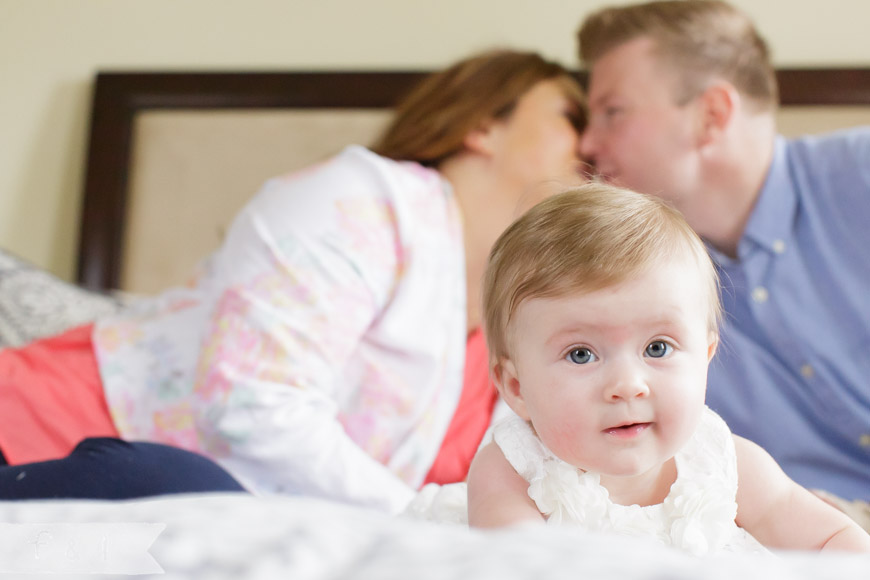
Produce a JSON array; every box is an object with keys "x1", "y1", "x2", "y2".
[{"x1": 1, "y1": 0, "x2": 869, "y2": 280}]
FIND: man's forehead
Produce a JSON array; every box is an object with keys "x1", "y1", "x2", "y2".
[{"x1": 587, "y1": 38, "x2": 680, "y2": 104}]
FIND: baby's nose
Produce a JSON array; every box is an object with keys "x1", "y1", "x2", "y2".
[{"x1": 603, "y1": 368, "x2": 650, "y2": 401}]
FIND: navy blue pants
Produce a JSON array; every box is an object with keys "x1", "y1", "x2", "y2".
[{"x1": 0, "y1": 438, "x2": 247, "y2": 500}]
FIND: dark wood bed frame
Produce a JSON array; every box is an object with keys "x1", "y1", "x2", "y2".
[{"x1": 78, "y1": 69, "x2": 870, "y2": 291}]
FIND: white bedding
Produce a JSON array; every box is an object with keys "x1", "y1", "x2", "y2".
[{"x1": 2, "y1": 493, "x2": 868, "y2": 579}]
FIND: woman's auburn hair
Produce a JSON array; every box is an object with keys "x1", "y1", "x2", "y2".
[{"x1": 371, "y1": 49, "x2": 585, "y2": 167}]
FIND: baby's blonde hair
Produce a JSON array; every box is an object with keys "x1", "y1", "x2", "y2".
[{"x1": 483, "y1": 183, "x2": 720, "y2": 365}]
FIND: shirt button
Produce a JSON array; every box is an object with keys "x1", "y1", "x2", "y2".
[
  {"x1": 861, "y1": 434, "x2": 870, "y2": 448},
  {"x1": 800, "y1": 364, "x2": 815, "y2": 379},
  {"x1": 772, "y1": 239, "x2": 786, "y2": 254},
  {"x1": 751, "y1": 287, "x2": 769, "y2": 303}
]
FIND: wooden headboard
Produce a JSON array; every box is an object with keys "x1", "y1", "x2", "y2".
[{"x1": 77, "y1": 69, "x2": 870, "y2": 293}]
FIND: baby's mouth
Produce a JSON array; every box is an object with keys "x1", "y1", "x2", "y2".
[{"x1": 604, "y1": 422, "x2": 651, "y2": 438}]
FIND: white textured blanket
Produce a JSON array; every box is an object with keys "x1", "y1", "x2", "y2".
[{"x1": 1, "y1": 493, "x2": 868, "y2": 579}]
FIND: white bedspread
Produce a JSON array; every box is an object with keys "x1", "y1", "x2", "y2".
[{"x1": 1, "y1": 493, "x2": 868, "y2": 579}]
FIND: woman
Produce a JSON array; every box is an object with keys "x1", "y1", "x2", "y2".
[{"x1": 0, "y1": 49, "x2": 586, "y2": 511}]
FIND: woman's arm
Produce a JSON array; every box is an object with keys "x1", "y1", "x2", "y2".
[
  {"x1": 734, "y1": 435, "x2": 870, "y2": 552},
  {"x1": 191, "y1": 151, "x2": 456, "y2": 513},
  {"x1": 467, "y1": 441, "x2": 545, "y2": 528}
]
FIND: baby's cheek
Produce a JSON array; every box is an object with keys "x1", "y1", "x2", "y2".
[
  {"x1": 661, "y1": 400, "x2": 704, "y2": 450},
  {"x1": 535, "y1": 417, "x2": 586, "y2": 461}
]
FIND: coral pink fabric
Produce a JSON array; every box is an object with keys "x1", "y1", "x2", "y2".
[
  {"x1": 423, "y1": 328, "x2": 498, "y2": 486},
  {"x1": 0, "y1": 320, "x2": 497, "y2": 486},
  {"x1": 0, "y1": 324, "x2": 118, "y2": 464}
]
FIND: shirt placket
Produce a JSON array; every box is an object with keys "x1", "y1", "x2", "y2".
[{"x1": 740, "y1": 243, "x2": 862, "y2": 427}]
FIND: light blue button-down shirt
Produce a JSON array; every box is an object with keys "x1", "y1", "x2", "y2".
[{"x1": 706, "y1": 127, "x2": 870, "y2": 501}]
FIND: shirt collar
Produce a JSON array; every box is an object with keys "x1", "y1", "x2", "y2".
[{"x1": 735, "y1": 136, "x2": 798, "y2": 258}]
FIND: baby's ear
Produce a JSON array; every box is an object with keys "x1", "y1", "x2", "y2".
[
  {"x1": 492, "y1": 358, "x2": 530, "y2": 420},
  {"x1": 707, "y1": 332, "x2": 719, "y2": 362}
]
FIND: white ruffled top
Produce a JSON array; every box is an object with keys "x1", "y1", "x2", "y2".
[{"x1": 492, "y1": 406, "x2": 766, "y2": 556}]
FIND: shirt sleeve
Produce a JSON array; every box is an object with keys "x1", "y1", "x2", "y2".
[{"x1": 190, "y1": 163, "x2": 417, "y2": 514}]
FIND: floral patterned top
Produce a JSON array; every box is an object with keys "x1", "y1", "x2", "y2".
[
  {"x1": 493, "y1": 407, "x2": 767, "y2": 555},
  {"x1": 93, "y1": 146, "x2": 467, "y2": 514}
]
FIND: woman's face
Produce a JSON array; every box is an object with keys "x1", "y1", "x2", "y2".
[{"x1": 487, "y1": 79, "x2": 588, "y2": 214}]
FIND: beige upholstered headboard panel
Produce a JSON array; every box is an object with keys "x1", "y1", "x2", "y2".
[
  {"x1": 778, "y1": 107, "x2": 870, "y2": 138},
  {"x1": 78, "y1": 69, "x2": 870, "y2": 294},
  {"x1": 124, "y1": 109, "x2": 391, "y2": 294}
]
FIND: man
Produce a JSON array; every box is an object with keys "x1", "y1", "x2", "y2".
[{"x1": 578, "y1": 0, "x2": 870, "y2": 505}]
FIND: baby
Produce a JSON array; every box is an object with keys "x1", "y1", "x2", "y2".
[{"x1": 466, "y1": 183, "x2": 870, "y2": 554}]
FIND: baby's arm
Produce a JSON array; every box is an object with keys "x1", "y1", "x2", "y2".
[
  {"x1": 466, "y1": 441, "x2": 546, "y2": 528},
  {"x1": 734, "y1": 435, "x2": 870, "y2": 552}
]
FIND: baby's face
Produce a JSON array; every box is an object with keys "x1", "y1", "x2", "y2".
[{"x1": 499, "y1": 256, "x2": 716, "y2": 486}]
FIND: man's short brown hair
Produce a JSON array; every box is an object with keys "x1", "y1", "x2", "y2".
[{"x1": 578, "y1": 0, "x2": 778, "y2": 110}]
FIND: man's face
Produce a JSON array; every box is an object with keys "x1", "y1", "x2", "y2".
[{"x1": 580, "y1": 37, "x2": 703, "y2": 213}]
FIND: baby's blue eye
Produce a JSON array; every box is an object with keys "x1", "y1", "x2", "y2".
[
  {"x1": 567, "y1": 348, "x2": 596, "y2": 364},
  {"x1": 645, "y1": 341, "x2": 673, "y2": 358}
]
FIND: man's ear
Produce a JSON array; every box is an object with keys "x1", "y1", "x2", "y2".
[
  {"x1": 695, "y1": 82, "x2": 739, "y2": 147},
  {"x1": 492, "y1": 358, "x2": 530, "y2": 420}
]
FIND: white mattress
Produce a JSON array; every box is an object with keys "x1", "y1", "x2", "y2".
[{"x1": 2, "y1": 493, "x2": 868, "y2": 579}]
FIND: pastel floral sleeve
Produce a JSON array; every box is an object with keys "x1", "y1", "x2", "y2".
[
  {"x1": 95, "y1": 147, "x2": 465, "y2": 512},
  {"x1": 188, "y1": 171, "x2": 417, "y2": 512}
]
